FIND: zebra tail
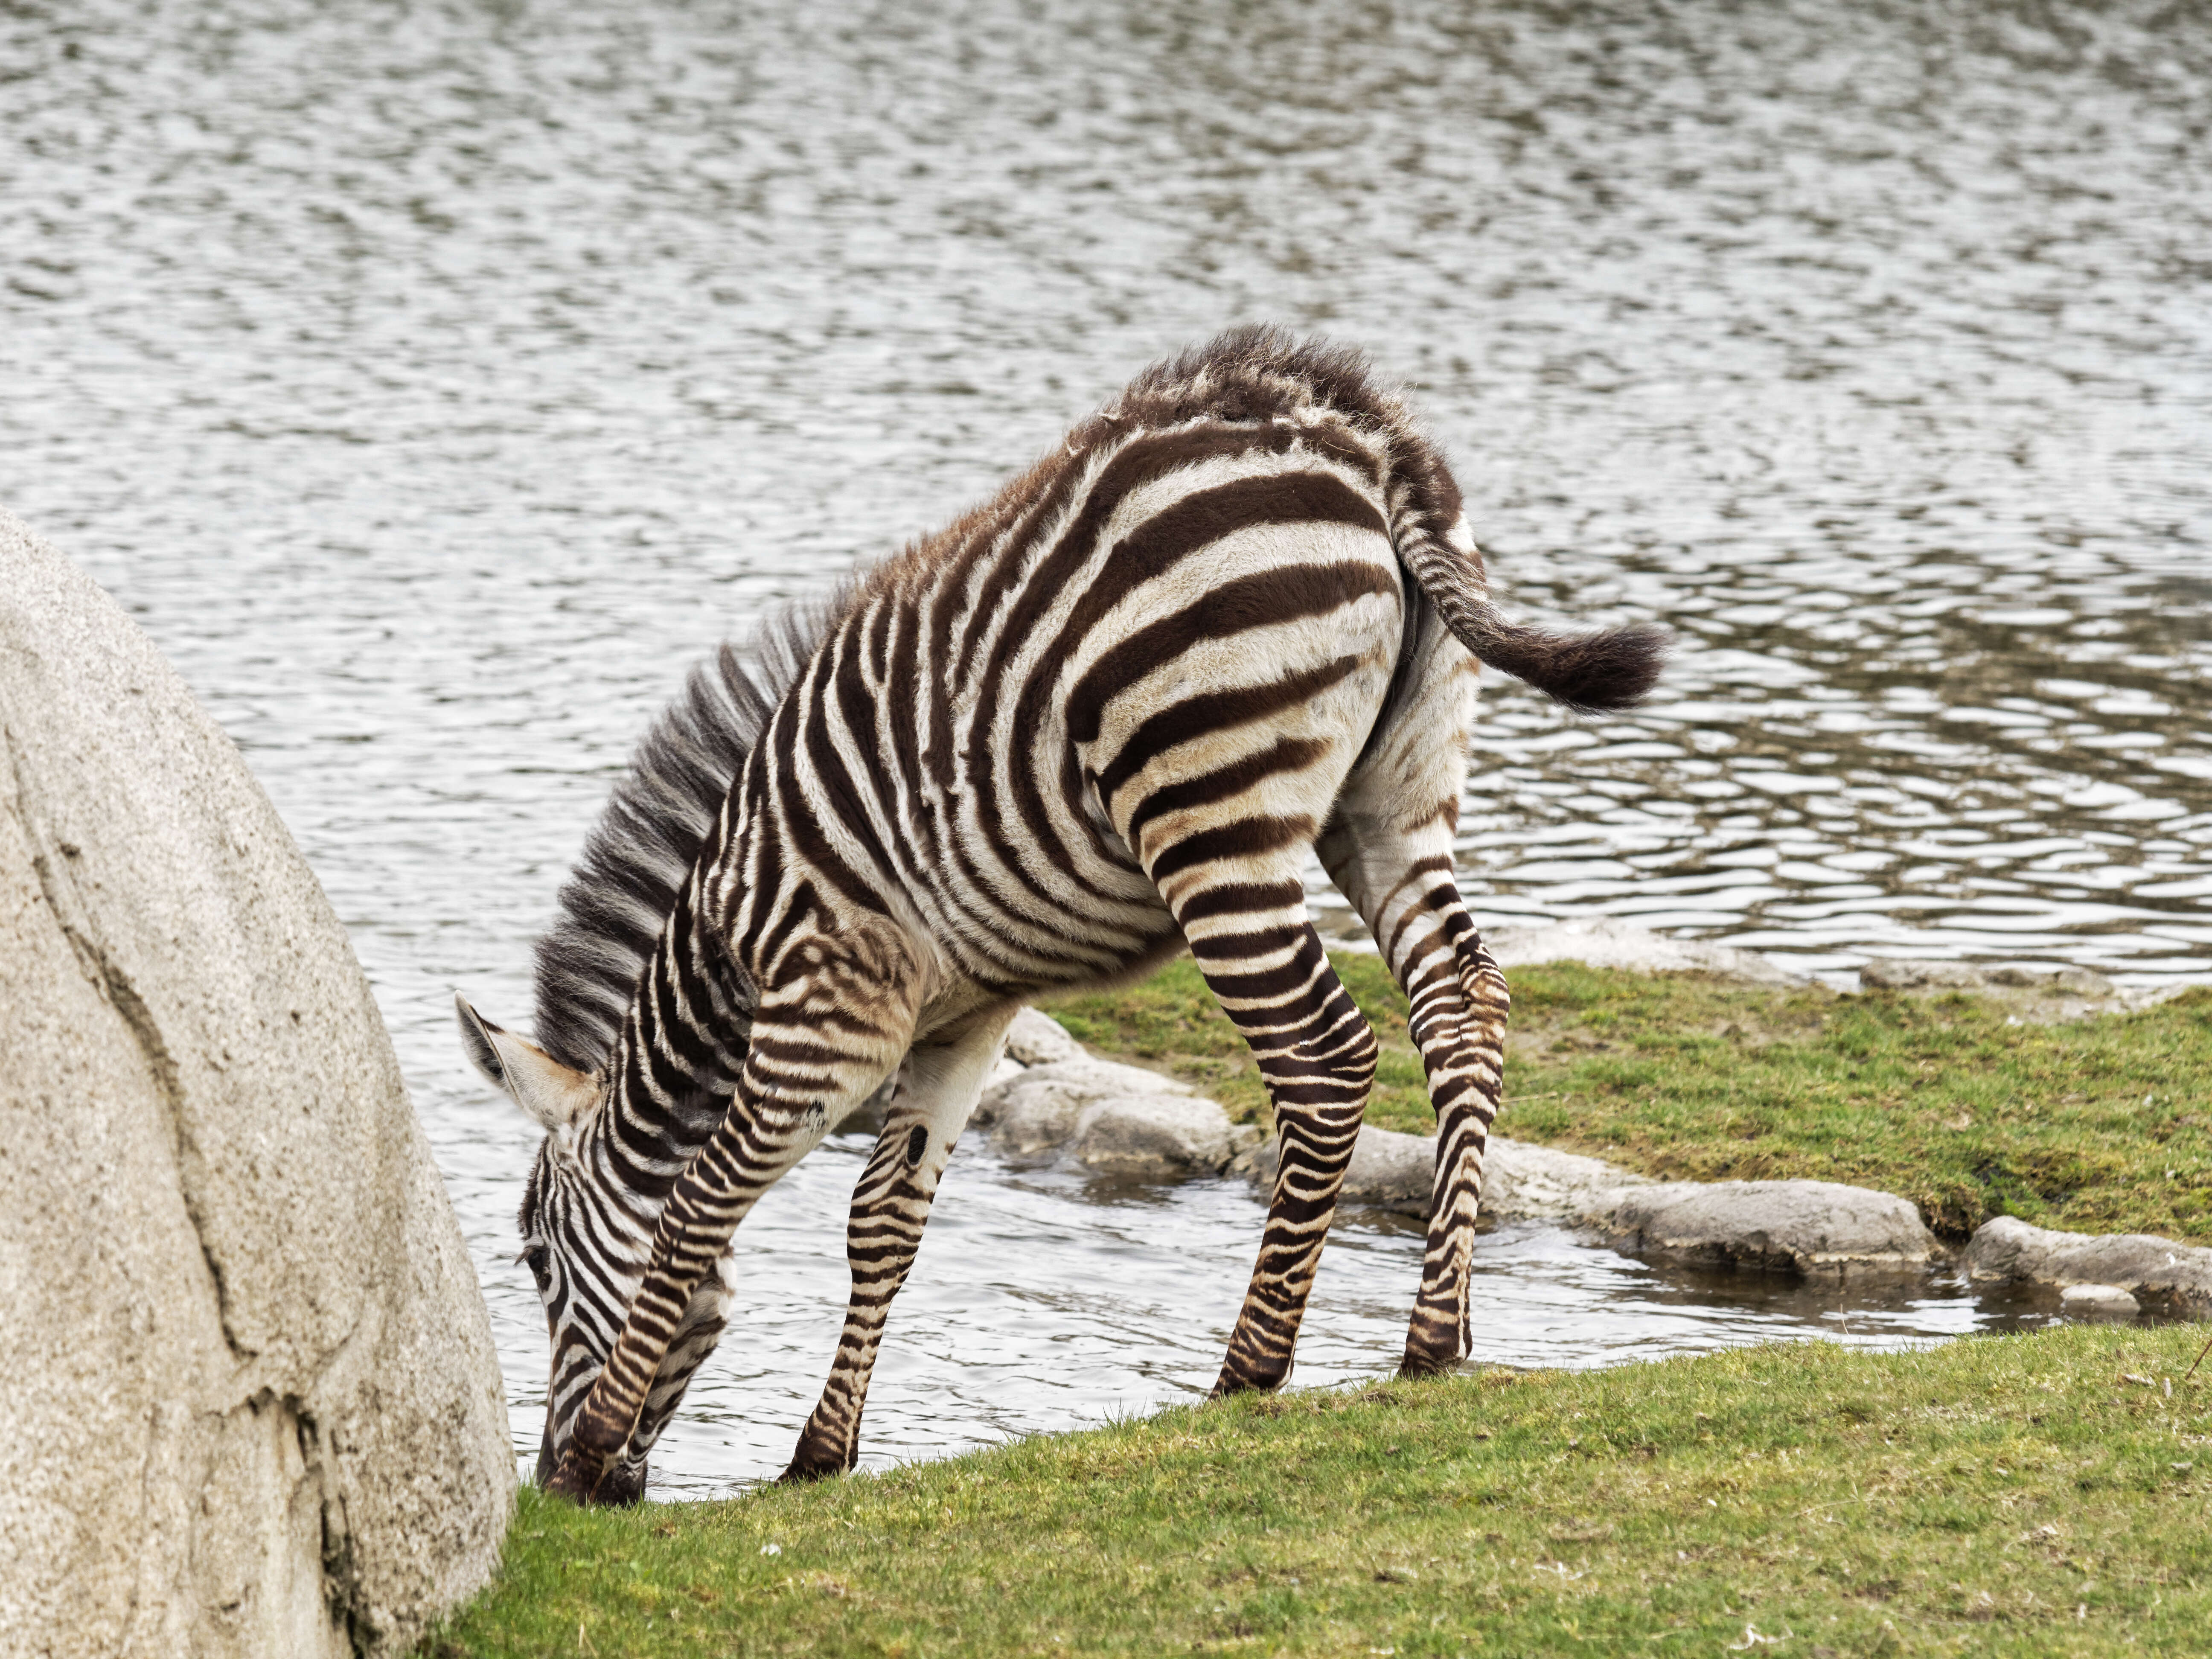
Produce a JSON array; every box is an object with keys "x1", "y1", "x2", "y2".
[{"x1": 1397, "y1": 538, "x2": 1668, "y2": 716}]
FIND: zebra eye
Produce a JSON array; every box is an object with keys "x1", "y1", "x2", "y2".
[{"x1": 521, "y1": 1244, "x2": 551, "y2": 1286}]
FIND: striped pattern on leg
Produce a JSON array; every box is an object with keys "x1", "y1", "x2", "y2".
[
  {"x1": 784, "y1": 1013, "x2": 1012, "y2": 1481},
  {"x1": 1163, "y1": 862, "x2": 1378, "y2": 1396},
  {"x1": 1317, "y1": 835, "x2": 1508, "y2": 1377},
  {"x1": 1406, "y1": 926, "x2": 1508, "y2": 1374},
  {"x1": 549, "y1": 967, "x2": 917, "y2": 1502}
]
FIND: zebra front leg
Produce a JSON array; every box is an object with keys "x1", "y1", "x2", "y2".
[
  {"x1": 547, "y1": 966, "x2": 920, "y2": 1505},
  {"x1": 783, "y1": 1007, "x2": 1016, "y2": 1481}
]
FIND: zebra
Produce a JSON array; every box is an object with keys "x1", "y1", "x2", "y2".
[{"x1": 456, "y1": 327, "x2": 1664, "y2": 1504}]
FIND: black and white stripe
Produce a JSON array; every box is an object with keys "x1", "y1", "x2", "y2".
[{"x1": 457, "y1": 327, "x2": 1665, "y2": 1503}]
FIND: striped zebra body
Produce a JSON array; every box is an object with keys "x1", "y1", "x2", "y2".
[{"x1": 457, "y1": 328, "x2": 1663, "y2": 1504}]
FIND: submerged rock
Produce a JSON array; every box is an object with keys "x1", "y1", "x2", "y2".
[
  {"x1": 0, "y1": 510, "x2": 512, "y2": 1657},
  {"x1": 2058, "y1": 1283, "x2": 2142, "y2": 1318},
  {"x1": 1858, "y1": 958, "x2": 2131, "y2": 1023},
  {"x1": 1963, "y1": 1216, "x2": 2212, "y2": 1311},
  {"x1": 1590, "y1": 1179, "x2": 1939, "y2": 1275}
]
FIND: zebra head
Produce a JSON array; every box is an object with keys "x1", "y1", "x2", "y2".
[{"x1": 455, "y1": 992, "x2": 732, "y2": 1506}]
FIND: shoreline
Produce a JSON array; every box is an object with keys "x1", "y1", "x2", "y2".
[{"x1": 990, "y1": 920, "x2": 2212, "y2": 1315}]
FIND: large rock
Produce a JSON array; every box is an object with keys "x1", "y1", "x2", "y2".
[
  {"x1": 1591, "y1": 1180, "x2": 1939, "y2": 1274},
  {"x1": 0, "y1": 510, "x2": 512, "y2": 1658},
  {"x1": 1963, "y1": 1216, "x2": 2212, "y2": 1311},
  {"x1": 1004, "y1": 1006, "x2": 1084, "y2": 1067},
  {"x1": 1484, "y1": 1135, "x2": 1653, "y2": 1220},
  {"x1": 1230, "y1": 1127, "x2": 1650, "y2": 1220},
  {"x1": 1484, "y1": 917, "x2": 1808, "y2": 987}
]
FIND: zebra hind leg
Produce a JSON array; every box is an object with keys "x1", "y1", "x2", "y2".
[
  {"x1": 1318, "y1": 821, "x2": 1506, "y2": 1378},
  {"x1": 1160, "y1": 852, "x2": 1379, "y2": 1397},
  {"x1": 782, "y1": 1007, "x2": 1016, "y2": 1481}
]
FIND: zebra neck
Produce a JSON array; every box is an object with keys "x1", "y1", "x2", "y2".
[{"x1": 594, "y1": 872, "x2": 754, "y2": 1202}]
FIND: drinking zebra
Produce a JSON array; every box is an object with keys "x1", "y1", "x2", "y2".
[{"x1": 457, "y1": 327, "x2": 1665, "y2": 1503}]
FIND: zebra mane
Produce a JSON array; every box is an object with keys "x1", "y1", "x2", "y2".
[{"x1": 530, "y1": 600, "x2": 843, "y2": 1075}]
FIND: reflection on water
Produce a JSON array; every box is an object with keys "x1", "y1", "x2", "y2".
[{"x1": 4, "y1": 0, "x2": 2206, "y2": 1493}]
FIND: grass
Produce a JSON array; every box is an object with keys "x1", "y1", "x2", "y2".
[
  {"x1": 1045, "y1": 958, "x2": 2212, "y2": 1244},
  {"x1": 427, "y1": 1323, "x2": 2212, "y2": 1657}
]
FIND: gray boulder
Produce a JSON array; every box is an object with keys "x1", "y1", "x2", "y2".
[
  {"x1": 974, "y1": 1058, "x2": 1255, "y2": 1176},
  {"x1": 1963, "y1": 1216, "x2": 2212, "y2": 1310},
  {"x1": 1004, "y1": 1005, "x2": 1084, "y2": 1067},
  {"x1": 1230, "y1": 1127, "x2": 1649, "y2": 1220},
  {"x1": 0, "y1": 510, "x2": 512, "y2": 1658},
  {"x1": 2058, "y1": 1284, "x2": 2141, "y2": 1318},
  {"x1": 1591, "y1": 1179, "x2": 1938, "y2": 1274}
]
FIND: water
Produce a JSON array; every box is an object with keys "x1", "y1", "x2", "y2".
[{"x1": 4, "y1": 0, "x2": 2205, "y2": 1494}]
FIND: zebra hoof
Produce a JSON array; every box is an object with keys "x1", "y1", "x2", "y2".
[
  {"x1": 779, "y1": 1428, "x2": 858, "y2": 1484},
  {"x1": 542, "y1": 1446, "x2": 605, "y2": 1505},
  {"x1": 778, "y1": 1453, "x2": 850, "y2": 1485},
  {"x1": 1396, "y1": 1342, "x2": 1460, "y2": 1380},
  {"x1": 541, "y1": 1445, "x2": 647, "y2": 1507},
  {"x1": 1209, "y1": 1357, "x2": 1292, "y2": 1398}
]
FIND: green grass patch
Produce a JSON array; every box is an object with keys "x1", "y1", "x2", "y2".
[
  {"x1": 428, "y1": 1324, "x2": 2212, "y2": 1656},
  {"x1": 1045, "y1": 958, "x2": 2212, "y2": 1244}
]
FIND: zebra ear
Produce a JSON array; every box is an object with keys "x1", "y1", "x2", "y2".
[{"x1": 454, "y1": 992, "x2": 596, "y2": 1132}]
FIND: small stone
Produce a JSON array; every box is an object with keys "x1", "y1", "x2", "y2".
[
  {"x1": 2058, "y1": 1283, "x2": 2139, "y2": 1318},
  {"x1": 972, "y1": 1057, "x2": 1256, "y2": 1175},
  {"x1": 973, "y1": 1057, "x2": 1189, "y2": 1139}
]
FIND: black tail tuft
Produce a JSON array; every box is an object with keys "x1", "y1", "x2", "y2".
[{"x1": 1461, "y1": 611, "x2": 1670, "y2": 716}]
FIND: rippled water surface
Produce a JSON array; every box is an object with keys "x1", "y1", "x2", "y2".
[{"x1": 5, "y1": 0, "x2": 2206, "y2": 1493}]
